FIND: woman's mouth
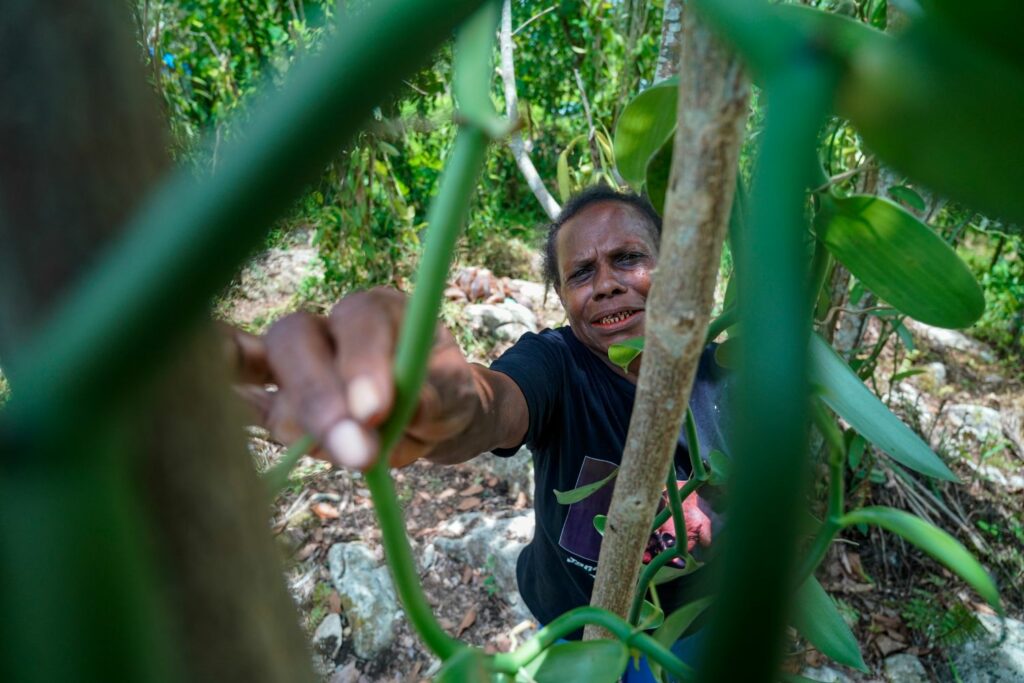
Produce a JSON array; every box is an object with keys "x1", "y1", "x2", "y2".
[{"x1": 592, "y1": 309, "x2": 643, "y2": 330}]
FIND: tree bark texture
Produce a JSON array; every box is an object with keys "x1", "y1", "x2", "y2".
[
  {"x1": 0, "y1": 4, "x2": 314, "y2": 681},
  {"x1": 584, "y1": 10, "x2": 749, "y2": 639},
  {"x1": 655, "y1": 0, "x2": 684, "y2": 81},
  {"x1": 500, "y1": 0, "x2": 560, "y2": 219}
]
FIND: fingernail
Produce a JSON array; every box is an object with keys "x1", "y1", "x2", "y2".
[
  {"x1": 326, "y1": 420, "x2": 373, "y2": 469},
  {"x1": 348, "y1": 375, "x2": 382, "y2": 423}
]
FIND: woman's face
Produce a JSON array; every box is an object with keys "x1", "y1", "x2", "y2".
[{"x1": 555, "y1": 200, "x2": 658, "y2": 362}]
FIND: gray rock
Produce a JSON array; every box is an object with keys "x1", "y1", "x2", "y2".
[
  {"x1": 906, "y1": 321, "x2": 996, "y2": 362},
  {"x1": 313, "y1": 613, "x2": 343, "y2": 660},
  {"x1": 889, "y1": 382, "x2": 934, "y2": 432},
  {"x1": 1001, "y1": 398, "x2": 1024, "y2": 458},
  {"x1": 924, "y1": 361, "x2": 948, "y2": 388},
  {"x1": 464, "y1": 301, "x2": 537, "y2": 343},
  {"x1": 949, "y1": 613, "x2": 1024, "y2": 683},
  {"x1": 433, "y1": 511, "x2": 535, "y2": 621},
  {"x1": 467, "y1": 447, "x2": 535, "y2": 501},
  {"x1": 505, "y1": 279, "x2": 548, "y2": 312},
  {"x1": 327, "y1": 542, "x2": 399, "y2": 660},
  {"x1": 799, "y1": 665, "x2": 853, "y2": 682},
  {"x1": 942, "y1": 404, "x2": 1005, "y2": 453},
  {"x1": 884, "y1": 653, "x2": 928, "y2": 682}
]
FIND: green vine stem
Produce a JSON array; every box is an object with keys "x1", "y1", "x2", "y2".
[
  {"x1": 693, "y1": 46, "x2": 840, "y2": 680},
  {"x1": 794, "y1": 402, "x2": 847, "y2": 585},
  {"x1": 492, "y1": 606, "x2": 695, "y2": 680},
  {"x1": 364, "y1": 111, "x2": 489, "y2": 664},
  {"x1": 629, "y1": 474, "x2": 704, "y2": 625},
  {"x1": 684, "y1": 408, "x2": 708, "y2": 482},
  {"x1": 362, "y1": 1, "x2": 501, "y2": 662}
]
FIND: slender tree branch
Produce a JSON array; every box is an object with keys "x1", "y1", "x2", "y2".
[
  {"x1": 499, "y1": 0, "x2": 560, "y2": 218},
  {"x1": 512, "y1": 4, "x2": 556, "y2": 36},
  {"x1": 584, "y1": 7, "x2": 749, "y2": 639}
]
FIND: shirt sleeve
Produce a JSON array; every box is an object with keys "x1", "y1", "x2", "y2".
[{"x1": 488, "y1": 329, "x2": 567, "y2": 457}]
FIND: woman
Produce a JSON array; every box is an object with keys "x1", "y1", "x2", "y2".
[{"x1": 233, "y1": 186, "x2": 730, "y2": 678}]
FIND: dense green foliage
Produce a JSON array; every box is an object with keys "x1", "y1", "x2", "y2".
[{"x1": 142, "y1": 0, "x2": 664, "y2": 293}]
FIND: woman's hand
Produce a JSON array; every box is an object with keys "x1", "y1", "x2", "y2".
[{"x1": 227, "y1": 288, "x2": 479, "y2": 470}]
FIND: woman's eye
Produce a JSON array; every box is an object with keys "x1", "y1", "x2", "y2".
[{"x1": 619, "y1": 252, "x2": 643, "y2": 263}]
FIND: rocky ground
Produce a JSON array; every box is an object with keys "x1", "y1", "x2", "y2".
[{"x1": 221, "y1": 240, "x2": 1024, "y2": 683}]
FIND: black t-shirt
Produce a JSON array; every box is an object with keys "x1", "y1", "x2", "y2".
[{"x1": 490, "y1": 326, "x2": 731, "y2": 637}]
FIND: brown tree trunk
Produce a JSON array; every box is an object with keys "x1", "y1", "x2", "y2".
[
  {"x1": 0, "y1": 4, "x2": 314, "y2": 681},
  {"x1": 584, "y1": 8, "x2": 749, "y2": 639}
]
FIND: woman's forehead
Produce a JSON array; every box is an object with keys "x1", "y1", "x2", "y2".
[{"x1": 557, "y1": 200, "x2": 658, "y2": 256}]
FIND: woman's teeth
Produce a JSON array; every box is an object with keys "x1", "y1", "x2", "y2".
[{"x1": 599, "y1": 311, "x2": 635, "y2": 325}]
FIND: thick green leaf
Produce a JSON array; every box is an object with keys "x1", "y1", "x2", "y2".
[
  {"x1": 841, "y1": 21, "x2": 1024, "y2": 224},
  {"x1": 516, "y1": 640, "x2": 628, "y2": 683},
  {"x1": 792, "y1": 577, "x2": 867, "y2": 672},
  {"x1": 593, "y1": 514, "x2": 606, "y2": 536},
  {"x1": 637, "y1": 600, "x2": 665, "y2": 631},
  {"x1": 554, "y1": 469, "x2": 618, "y2": 505},
  {"x1": 644, "y1": 137, "x2": 673, "y2": 216},
  {"x1": 816, "y1": 195, "x2": 984, "y2": 328},
  {"x1": 809, "y1": 334, "x2": 957, "y2": 481},
  {"x1": 840, "y1": 506, "x2": 1002, "y2": 612},
  {"x1": 887, "y1": 185, "x2": 926, "y2": 213},
  {"x1": 608, "y1": 337, "x2": 645, "y2": 372},
  {"x1": 652, "y1": 596, "x2": 713, "y2": 650},
  {"x1": 613, "y1": 78, "x2": 678, "y2": 188},
  {"x1": 436, "y1": 646, "x2": 490, "y2": 682}
]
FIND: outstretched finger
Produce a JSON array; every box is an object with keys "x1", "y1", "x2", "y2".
[
  {"x1": 265, "y1": 312, "x2": 377, "y2": 470},
  {"x1": 328, "y1": 288, "x2": 403, "y2": 429}
]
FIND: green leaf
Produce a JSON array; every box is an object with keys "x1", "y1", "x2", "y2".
[
  {"x1": 845, "y1": 431, "x2": 867, "y2": 470},
  {"x1": 891, "y1": 368, "x2": 926, "y2": 382},
  {"x1": 613, "y1": 78, "x2": 678, "y2": 189},
  {"x1": 840, "y1": 20, "x2": 1024, "y2": 224},
  {"x1": 816, "y1": 195, "x2": 984, "y2": 328},
  {"x1": 651, "y1": 565, "x2": 687, "y2": 585},
  {"x1": 652, "y1": 596, "x2": 713, "y2": 650},
  {"x1": 792, "y1": 577, "x2": 867, "y2": 672},
  {"x1": 892, "y1": 319, "x2": 915, "y2": 351},
  {"x1": 809, "y1": 334, "x2": 957, "y2": 481},
  {"x1": 887, "y1": 185, "x2": 926, "y2": 212},
  {"x1": 516, "y1": 640, "x2": 628, "y2": 683},
  {"x1": 593, "y1": 514, "x2": 606, "y2": 536},
  {"x1": 608, "y1": 337, "x2": 645, "y2": 372},
  {"x1": 713, "y1": 336, "x2": 739, "y2": 370},
  {"x1": 436, "y1": 647, "x2": 490, "y2": 682},
  {"x1": 556, "y1": 135, "x2": 585, "y2": 204},
  {"x1": 554, "y1": 469, "x2": 618, "y2": 505},
  {"x1": 840, "y1": 506, "x2": 1002, "y2": 613},
  {"x1": 637, "y1": 600, "x2": 665, "y2": 631},
  {"x1": 644, "y1": 137, "x2": 673, "y2": 216},
  {"x1": 708, "y1": 449, "x2": 732, "y2": 486}
]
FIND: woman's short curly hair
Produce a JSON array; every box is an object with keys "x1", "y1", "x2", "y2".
[{"x1": 542, "y1": 185, "x2": 662, "y2": 288}]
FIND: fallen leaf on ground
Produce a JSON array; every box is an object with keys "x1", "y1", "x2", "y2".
[
  {"x1": 296, "y1": 542, "x2": 319, "y2": 561},
  {"x1": 462, "y1": 566, "x2": 473, "y2": 584},
  {"x1": 438, "y1": 488, "x2": 457, "y2": 500},
  {"x1": 457, "y1": 496, "x2": 482, "y2": 511},
  {"x1": 328, "y1": 591, "x2": 341, "y2": 614},
  {"x1": 874, "y1": 634, "x2": 906, "y2": 656},
  {"x1": 456, "y1": 607, "x2": 477, "y2": 637},
  {"x1": 311, "y1": 502, "x2": 339, "y2": 519},
  {"x1": 460, "y1": 483, "x2": 484, "y2": 497}
]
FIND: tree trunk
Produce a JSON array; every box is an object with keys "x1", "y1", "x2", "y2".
[
  {"x1": 499, "y1": 0, "x2": 560, "y2": 219},
  {"x1": 654, "y1": 0, "x2": 684, "y2": 81},
  {"x1": 584, "y1": 8, "x2": 749, "y2": 639},
  {"x1": 0, "y1": 4, "x2": 314, "y2": 681}
]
